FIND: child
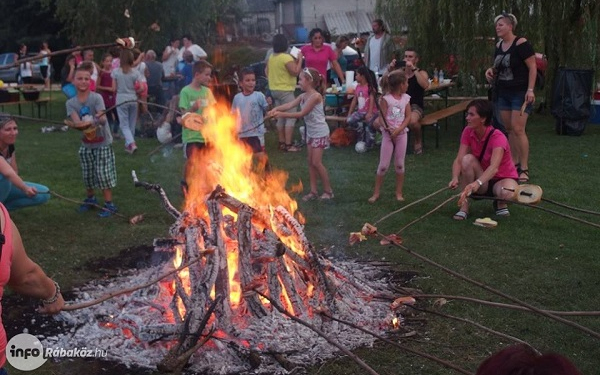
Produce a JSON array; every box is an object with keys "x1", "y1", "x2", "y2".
[
  {"x1": 96, "y1": 53, "x2": 119, "y2": 139},
  {"x1": 368, "y1": 70, "x2": 411, "y2": 203},
  {"x1": 178, "y1": 60, "x2": 217, "y2": 185},
  {"x1": 231, "y1": 68, "x2": 270, "y2": 171},
  {"x1": 111, "y1": 49, "x2": 143, "y2": 154},
  {"x1": 66, "y1": 66, "x2": 117, "y2": 217},
  {"x1": 177, "y1": 50, "x2": 195, "y2": 92},
  {"x1": 78, "y1": 61, "x2": 97, "y2": 92},
  {"x1": 268, "y1": 67, "x2": 333, "y2": 201},
  {"x1": 346, "y1": 65, "x2": 379, "y2": 148}
]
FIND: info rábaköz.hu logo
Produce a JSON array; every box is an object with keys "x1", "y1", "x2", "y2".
[{"x1": 6, "y1": 333, "x2": 107, "y2": 371}]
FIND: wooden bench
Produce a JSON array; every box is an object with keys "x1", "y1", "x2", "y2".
[
  {"x1": 325, "y1": 115, "x2": 348, "y2": 126},
  {"x1": 0, "y1": 98, "x2": 51, "y2": 119},
  {"x1": 419, "y1": 100, "x2": 472, "y2": 148}
]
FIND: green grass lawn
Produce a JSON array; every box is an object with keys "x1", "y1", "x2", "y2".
[{"x1": 4, "y1": 92, "x2": 600, "y2": 374}]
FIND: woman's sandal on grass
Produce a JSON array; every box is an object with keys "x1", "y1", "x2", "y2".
[
  {"x1": 453, "y1": 210, "x2": 468, "y2": 220},
  {"x1": 302, "y1": 191, "x2": 319, "y2": 201},
  {"x1": 518, "y1": 169, "x2": 530, "y2": 183},
  {"x1": 320, "y1": 191, "x2": 334, "y2": 200}
]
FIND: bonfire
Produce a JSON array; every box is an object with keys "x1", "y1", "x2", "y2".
[{"x1": 47, "y1": 102, "x2": 404, "y2": 374}]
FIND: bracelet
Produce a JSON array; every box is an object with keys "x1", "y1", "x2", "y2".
[
  {"x1": 476, "y1": 179, "x2": 483, "y2": 187},
  {"x1": 412, "y1": 68, "x2": 418, "y2": 72},
  {"x1": 42, "y1": 281, "x2": 61, "y2": 305}
]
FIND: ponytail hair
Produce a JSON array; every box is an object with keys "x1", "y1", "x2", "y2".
[
  {"x1": 380, "y1": 69, "x2": 407, "y2": 94},
  {"x1": 357, "y1": 66, "x2": 379, "y2": 97}
]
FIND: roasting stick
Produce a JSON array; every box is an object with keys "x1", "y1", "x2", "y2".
[
  {"x1": 255, "y1": 291, "x2": 382, "y2": 375},
  {"x1": 364, "y1": 229, "x2": 600, "y2": 340},
  {"x1": 319, "y1": 312, "x2": 474, "y2": 375},
  {"x1": 62, "y1": 257, "x2": 201, "y2": 311}
]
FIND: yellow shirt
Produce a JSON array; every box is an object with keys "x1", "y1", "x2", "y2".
[{"x1": 267, "y1": 53, "x2": 296, "y2": 91}]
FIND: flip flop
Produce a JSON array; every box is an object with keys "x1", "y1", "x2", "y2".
[
  {"x1": 453, "y1": 210, "x2": 468, "y2": 221},
  {"x1": 302, "y1": 191, "x2": 318, "y2": 201}
]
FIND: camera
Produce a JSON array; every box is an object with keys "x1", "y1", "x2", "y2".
[{"x1": 397, "y1": 60, "x2": 406, "y2": 68}]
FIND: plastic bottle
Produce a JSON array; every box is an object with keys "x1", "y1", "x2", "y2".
[
  {"x1": 433, "y1": 68, "x2": 439, "y2": 85},
  {"x1": 438, "y1": 69, "x2": 445, "y2": 83}
]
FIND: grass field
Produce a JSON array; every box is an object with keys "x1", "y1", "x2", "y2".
[{"x1": 4, "y1": 90, "x2": 600, "y2": 374}]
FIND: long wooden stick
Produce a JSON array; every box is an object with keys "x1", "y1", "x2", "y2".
[
  {"x1": 62, "y1": 257, "x2": 199, "y2": 311},
  {"x1": 255, "y1": 291, "x2": 381, "y2": 375},
  {"x1": 385, "y1": 292, "x2": 600, "y2": 317},
  {"x1": 386, "y1": 236, "x2": 600, "y2": 340},
  {"x1": 407, "y1": 305, "x2": 537, "y2": 351},
  {"x1": 375, "y1": 186, "x2": 450, "y2": 225},
  {"x1": 320, "y1": 312, "x2": 473, "y2": 375},
  {"x1": 0, "y1": 43, "x2": 120, "y2": 70},
  {"x1": 396, "y1": 194, "x2": 457, "y2": 234}
]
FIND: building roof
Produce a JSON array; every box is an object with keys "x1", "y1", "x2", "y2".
[{"x1": 324, "y1": 11, "x2": 377, "y2": 36}]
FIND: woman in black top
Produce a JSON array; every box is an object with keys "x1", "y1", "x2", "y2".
[{"x1": 484, "y1": 13, "x2": 537, "y2": 183}]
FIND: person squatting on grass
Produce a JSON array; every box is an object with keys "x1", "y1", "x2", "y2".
[
  {"x1": 368, "y1": 70, "x2": 411, "y2": 203},
  {"x1": 448, "y1": 99, "x2": 519, "y2": 220},
  {"x1": 346, "y1": 65, "x2": 379, "y2": 148},
  {"x1": 0, "y1": 114, "x2": 50, "y2": 211},
  {"x1": 111, "y1": 49, "x2": 144, "y2": 154},
  {"x1": 231, "y1": 68, "x2": 271, "y2": 172},
  {"x1": 268, "y1": 68, "x2": 334, "y2": 201},
  {"x1": 178, "y1": 60, "x2": 217, "y2": 189},
  {"x1": 0, "y1": 202, "x2": 65, "y2": 370},
  {"x1": 66, "y1": 66, "x2": 118, "y2": 218}
]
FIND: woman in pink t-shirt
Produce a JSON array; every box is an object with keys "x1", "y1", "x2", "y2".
[
  {"x1": 300, "y1": 28, "x2": 345, "y2": 90},
  {"x1": 448, "y1": 99, "x2": 519, "y2": 220}
]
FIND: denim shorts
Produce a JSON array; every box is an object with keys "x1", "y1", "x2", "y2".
[{"x1": 496, "y1": 89, "x2": 533, "y2": 115}]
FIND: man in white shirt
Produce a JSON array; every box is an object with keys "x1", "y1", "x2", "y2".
[
  {"x1": 363, "y1": 19, "x2": 396, "y2": 76},
  {"x1": 177, "y1": 34, "x2": 208, "y2": 62},
  {"x1": 162, "y1": 37, "x2": 180, "y2": 77}
]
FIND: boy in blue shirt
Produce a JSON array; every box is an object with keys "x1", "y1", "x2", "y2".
[{"x1": 231, "y1": 68, "x2": 271, "y2": 172}]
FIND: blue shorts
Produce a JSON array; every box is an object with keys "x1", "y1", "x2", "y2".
[{"x1": 496, "y1": 89, "x2": 533, "y2": 115}]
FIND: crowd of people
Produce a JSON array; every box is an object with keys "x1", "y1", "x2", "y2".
[{"x1": 0, "y1": 13, "x2": 585, "y2": 374}]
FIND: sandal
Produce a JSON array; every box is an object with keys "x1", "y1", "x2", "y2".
[
  {"x1": 518, "y1": 169, "x2": 530, "y2": 183},
  {"x1": 286, "y1": 144, "x2": 301, "y2": 152},
  {"x1": 493, "y1": 200, "x2": 510, "y2": 216},
  {"x1": 278, "y1": 142, "x2": 287, "y2": 151},
  {"x1": 453, "y1": 210, "x2": 468, "y2": 221},
  {"x1": 320, "y1": 191, "x2": 334, "y2": 200},
  {"x1": 414, "y1": 146, "x2": 423, "y2": 155},
  {"x1": 302, "y1": 191, "x2": 319, "y2": 201}
]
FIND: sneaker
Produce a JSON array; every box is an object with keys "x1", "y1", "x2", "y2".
[
  {"x1": 125, "y1": 143, "x2": 138, "y2": 154},
  {"x1": 78, "y1": 197, "x2": 98, "y2": 212},
  {"x1": 98, "y1": 202, "x2": 118, "y2": 218}
]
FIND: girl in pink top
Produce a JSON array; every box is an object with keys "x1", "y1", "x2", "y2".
[
  {"x1": 346, "y1": 66, "x2": 379, "y2": 147},
  {"x1": 449, "y1": 99, "x2": 519, "y2": 220},
  {"x1": 300, "y1": 28, "x2": 345, "y2": 90},
  {"x1": 369, "y1": 70, "x2": 411, "y2": 203}
]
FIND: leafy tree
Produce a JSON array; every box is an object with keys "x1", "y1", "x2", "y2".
[
  {"x1": 377, "y1": 0, "x2": 600, "y2": 100},
  {"x1": 41, "y1": 0, "x2": 239, "y2": 52}
]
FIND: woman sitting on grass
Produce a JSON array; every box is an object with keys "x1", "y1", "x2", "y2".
[
  {"x1": 448, "y1": 99, "x2": 518, "y2": 220},
  {"x1": 0, "y1": 114, "x2": 50, "y2": 211}
]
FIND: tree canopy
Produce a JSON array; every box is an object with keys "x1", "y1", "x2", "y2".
[{"x1": 377, "y1": 0, "x2": 599, "y2": 97}]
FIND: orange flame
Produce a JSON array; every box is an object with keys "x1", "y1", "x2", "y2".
[{"x1": 182, "y1": 100, "x2": 303, "y2": 313}]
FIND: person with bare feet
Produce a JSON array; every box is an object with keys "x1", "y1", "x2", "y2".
[
  {"x1": 368, "y1": 70, "x2": 411, "y2": 203},
  {"x1": 448, "y1": 99, "x2": 518, "y2": 220}
]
